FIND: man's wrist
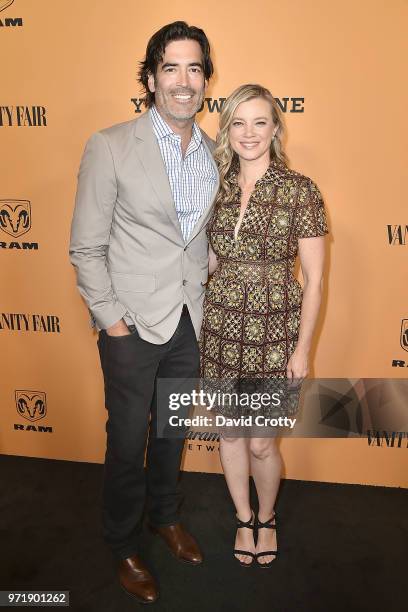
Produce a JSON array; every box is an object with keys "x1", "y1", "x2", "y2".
[{"x1": 106, "y1": 318, "x2": 130, "y2": 336}]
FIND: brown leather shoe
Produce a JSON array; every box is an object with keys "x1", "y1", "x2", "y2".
[
  {"x1": 149, "y1": 523, "x2": 203, "y2": 565},
  {"x1": 118, "y1": 555, "x2": 159, "y2": 604}
]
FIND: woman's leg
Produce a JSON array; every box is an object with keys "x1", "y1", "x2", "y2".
[
  {"x1": 249, "y1": 437, "x2": 282, "y2": 563},
  {"x1": 219, "y1": 435, "x2": 255, "y2": 564}
]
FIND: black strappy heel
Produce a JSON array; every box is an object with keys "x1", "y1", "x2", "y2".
[
  {"x1": 255, "y1": 512, "x2": 278, "y2": 568},
  {"x1": 234, "y1": 512, "x2": 256, "y2": 567}
]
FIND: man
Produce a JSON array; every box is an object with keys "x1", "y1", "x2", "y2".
[{"x1": 69, "y1": 21, "x2": 218, "y2": 604}]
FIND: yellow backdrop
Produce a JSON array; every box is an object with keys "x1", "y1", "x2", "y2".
[{"x1": 1, "y1": 0, "x2": 407, "y2": 487}]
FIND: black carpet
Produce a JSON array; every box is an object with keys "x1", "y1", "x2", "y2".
[{"x1": 0, "y1": 454, "x2": 406, "y2": 611}]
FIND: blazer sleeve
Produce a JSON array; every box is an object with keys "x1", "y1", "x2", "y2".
[{"x1": 69, "y1": 131, "x2": 128, "y2": 330}]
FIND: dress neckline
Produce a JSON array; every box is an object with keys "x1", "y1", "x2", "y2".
[{"x1": 226, "y1": 157, "x2": 284, "y2": 187}]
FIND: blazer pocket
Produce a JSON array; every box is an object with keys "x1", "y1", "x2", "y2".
[{"x1": 111, "y1": 272, "x2": 156, "y2": 293}]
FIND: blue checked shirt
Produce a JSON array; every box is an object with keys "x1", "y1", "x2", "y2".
[{"x1": 150, "y1": 104, "x2": 217, "y2": 241}]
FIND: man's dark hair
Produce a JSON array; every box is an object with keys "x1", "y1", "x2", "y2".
[{"x1": 138, "y1": 21, "x2": 213, "y2": 108}]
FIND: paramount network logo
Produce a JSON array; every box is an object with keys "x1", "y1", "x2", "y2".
[
  {"x1": 0, "y1": 0, "x2": 23, "y2": 28},
  {"x1": 131, "y1": 97, "x2": 305, "y2": 114}
]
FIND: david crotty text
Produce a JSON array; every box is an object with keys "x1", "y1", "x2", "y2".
[{"x1": 168, "y1": 415, "x2": 297, "y2": 429}]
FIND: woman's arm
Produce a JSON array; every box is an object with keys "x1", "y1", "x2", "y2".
[
  {"x1": 287, "y1": 235, "x2": 326, "y2": 380},
  {"x1": 208, "y1": 244, "x2": 218, "y2": 275}
]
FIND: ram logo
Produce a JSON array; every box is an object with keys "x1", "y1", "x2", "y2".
[
  {"x1": 0, "y1": 0, "x2": 14, "y2": 12},
  {"x1": 15, "y1": 390, "x2": 47, "y2": 422},
  {"x1": 401, "y1": 320, "x2": 408, "y2": 353},
  {"x1": 0, "y1": 200, "x2": 31, "y2": 237}
]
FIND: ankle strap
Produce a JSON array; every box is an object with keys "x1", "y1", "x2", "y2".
[
  {"x1": 257, "y1": 513, "x2": 276, "y2": 529},
  {"x1": 236, "y1": 515, "x2": 254, "y2": 529}
]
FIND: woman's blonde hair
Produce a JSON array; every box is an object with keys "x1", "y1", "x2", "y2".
[{"x1": 214, "y1": 84, "x2": 288, "y2": 198}]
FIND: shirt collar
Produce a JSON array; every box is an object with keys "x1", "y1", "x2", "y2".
[{"x1": 150, "y1": 104, "x2": 202, "y2": 146}]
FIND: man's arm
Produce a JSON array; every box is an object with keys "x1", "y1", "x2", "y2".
[{"x1": 69, "y1": 131, "x2": 128, "y2": 331}]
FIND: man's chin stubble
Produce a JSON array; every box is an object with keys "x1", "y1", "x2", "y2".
[
  {"x1": 163, "y1": 95, "x2": 204, "y2": 122},
  {"x1": 166, "y1": 107, "x2": 200, "y2": 122}
]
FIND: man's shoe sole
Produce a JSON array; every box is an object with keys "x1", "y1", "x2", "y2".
[
  {"x1": 119, "y1": 582, "x2": 159, "y2": 604},
  {"x1": 148, "y1": 524, "x2": 203, "y2": 565}
]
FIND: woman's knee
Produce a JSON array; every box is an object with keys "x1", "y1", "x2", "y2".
[
  {"x1": 220, "y1": 434, "x2": 247, "y2": 446},
  {"x1": 220, "y1": 434, "x2": 248, "y2": 452},
  {"x1": 249, "y1": 438, "x2": 277, "y2": 460}
]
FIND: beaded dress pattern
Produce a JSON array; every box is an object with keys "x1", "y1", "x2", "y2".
[{"x1": 199, "y1": 158, "x2": 329, "y2": 389}]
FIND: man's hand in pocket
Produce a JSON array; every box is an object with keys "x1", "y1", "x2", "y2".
[{"x1": 106, "y1": 319, "x2": 131, "y2": 337}]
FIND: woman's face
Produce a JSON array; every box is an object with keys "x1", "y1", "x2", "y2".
[{"x1": 228, "y1": 97, "x2": 277, "y2": 163}]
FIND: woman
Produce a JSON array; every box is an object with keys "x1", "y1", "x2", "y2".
[{"x1": 199, "y1": 84, "x2": 329, "y2": 567}]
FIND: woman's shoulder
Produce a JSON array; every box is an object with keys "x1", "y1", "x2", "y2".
[
  {"x1": 267, "y1": 159, "x2": 320, "y2": 191},
  {"x1": 268, "y1": 164, "x2": 326, "y2": 208}
]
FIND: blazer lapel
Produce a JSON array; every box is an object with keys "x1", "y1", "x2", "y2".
[{"x1": 133, "y1": 112, "x2": 183, "y2": 240}]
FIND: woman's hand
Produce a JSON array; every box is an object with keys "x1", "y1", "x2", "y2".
[
  {"x1": 286, "y1": 346, "x2": 309, "y2": 384},
  {"x1": 208, "y1": 245, "x2": 218, "y2": 275}
]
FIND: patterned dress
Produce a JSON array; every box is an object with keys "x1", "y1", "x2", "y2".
[{"x1": 199, "y1": 158, "x2": 329, "y2": 396}]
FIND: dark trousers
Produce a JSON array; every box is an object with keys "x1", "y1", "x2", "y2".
[{"x1": 97, "y1": 308, "x2": 199, "y2": 560}]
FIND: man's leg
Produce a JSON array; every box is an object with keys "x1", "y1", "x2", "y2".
[
  {"x1": 97, "y1": 327, "x2": 166, "y2": 559},
  {"x1": 145, "y1": 309, "x2": 200, "y2": 527}
]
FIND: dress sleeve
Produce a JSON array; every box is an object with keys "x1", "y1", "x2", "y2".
[{"x1": 294, "y1": 179, "x2": 329, "y2": 239}]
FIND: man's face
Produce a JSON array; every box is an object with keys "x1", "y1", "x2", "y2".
[{"x1": 148, "y1": 39, "x2": 206, "y2": 123}]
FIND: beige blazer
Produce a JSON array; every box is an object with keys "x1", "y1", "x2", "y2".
[{"x1": 69, "y1": 111, "x2": 219, "y2": 344}]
